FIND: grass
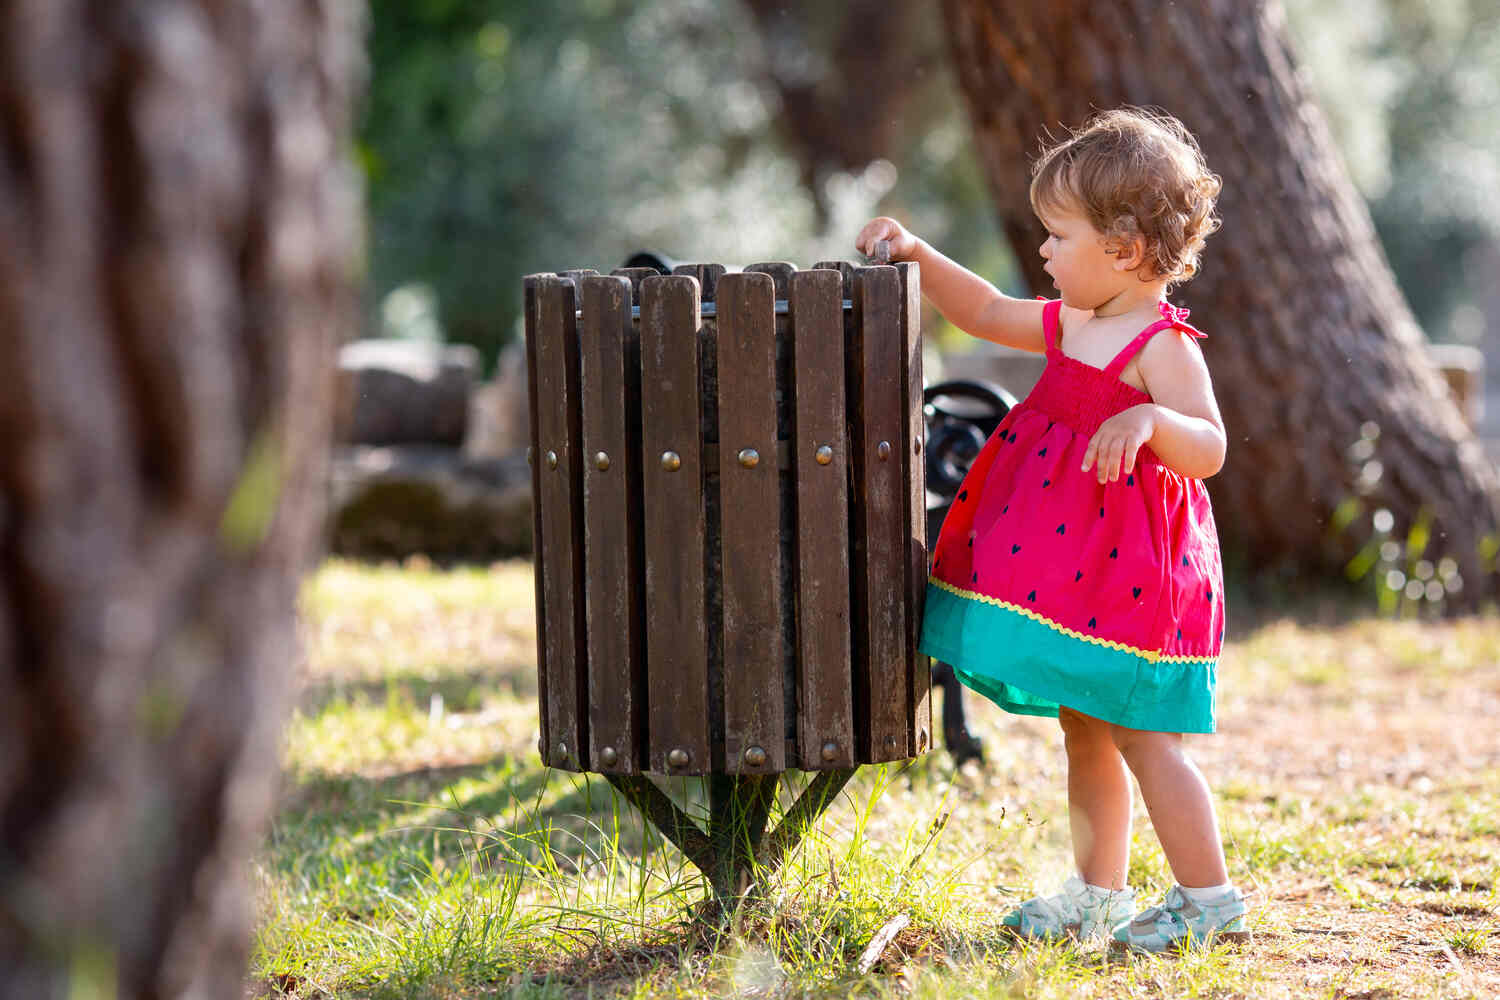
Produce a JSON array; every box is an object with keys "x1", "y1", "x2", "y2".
[{"x1": 251, "y1": 559, "x2": 1500, "y2": 998}]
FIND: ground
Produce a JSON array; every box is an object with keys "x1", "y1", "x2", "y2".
[{"x1": 251, "y1": 560, "x2": 1500, "y2": 999}]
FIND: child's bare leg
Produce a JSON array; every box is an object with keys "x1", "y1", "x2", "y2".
[
  {"x1": 1111, "y1": 726, "x2": 1229, "y2": 887},
  {"x1": 1059, "y1": 707, "x2": 1132, "y2": 889}
]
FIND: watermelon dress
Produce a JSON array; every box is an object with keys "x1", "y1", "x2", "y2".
[{"x1": 919, "y1": 299, "x2": 1224, "y2": 733}]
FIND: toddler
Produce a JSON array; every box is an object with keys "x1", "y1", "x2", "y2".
[{"x1": 857, "y1": 108, "x2": 1248, "y2": 953}]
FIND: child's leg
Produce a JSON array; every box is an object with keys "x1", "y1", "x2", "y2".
[
  {"x1": 1110, "y1": 726, "x2": 1228, "y2": 887},
  {"x1": 1058, "y1": 707, "x2": 1132, "y2": 890}
]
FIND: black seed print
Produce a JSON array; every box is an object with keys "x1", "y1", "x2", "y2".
[
  {"x1": 972, "y1": 573, "x2": 977, "y2": 583},
  {"x1": 1002, "y1": 504, "x2": 1009, "y2": 514},
  {"x1": 1042, "y1": 479, "x2": 1051, "y2": 488},
  {"x1": 934, "y1": 558, "x2": 941, "y2": 570},
  {"x1": 1099, "y1": 507, "x2": 1105, "y2": 518},
  {"x1": 958, "y1": 489, "x2": 968, "y2": 502},
  {"x1": 1126, "y1": 474, "x2": 1134, "y2": 486},
  {"x1": 1183, "y1": 556, "x2": 1189, "y2": 567},
  {"x1": 1132, "y1": 586, "x2": 1142, "y2": 599},
  {"x1": 967, "y1": 537, "x2": 973, "y2": 547},
  {"x1": 1109, "y1": 548, "x2": 1118, "y2": 559},
  {"x1": 1011, "y1": 544, "x2": 1021, "y2": 554},
  {"x1": 1056, "y1": 523, "x2": 1066, "y2": 535},
  {"x1": 1027, "y1": 590, "x2": 1037, "y2": 602},
  {"x1": 1038, "y1": 446, "x2": 1048, "y2": 457},
  {"x1": 1075, "y1": 570, "x2": 1083, "y2": 582},
  {"x1": 1088, "y1": 617, "x2": 1097, "y2": 629},
  {"x1": 1206, "y1": 589, "x2": 1213, "y2": 601},
  {"x1": 1177, "y1": 628, "x2": 1183, "y2": 640}
]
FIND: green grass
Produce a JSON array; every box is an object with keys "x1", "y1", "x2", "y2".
[{"x1": 251, "y1": 559, "x2": 1500, "y2": 998}]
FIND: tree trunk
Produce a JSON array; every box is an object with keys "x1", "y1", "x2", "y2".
[
  {"x1": 741, "y1": 0, "x2": 941, "y2": 223},
  {"x1": 0, "y1": 2, "x2": 360, "y2": 996},
  {"x1": 942, "y1": 0, "x2": 1500, "y2": 602}
]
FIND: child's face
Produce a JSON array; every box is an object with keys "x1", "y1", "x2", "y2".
[{"x1": 1036, "y1": 203, "x2": 1135, "y2": 311}]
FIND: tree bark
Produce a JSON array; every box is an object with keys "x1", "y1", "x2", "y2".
[
  {"x1": 942, "y1": 0, "x2": 1500, "y2": 602},
  {"x1": 0, "y1": 2, "x2": 360, "y2": 996},
  {"x1": 741, "y1": 1, "x2": 941, "y2": 222}
]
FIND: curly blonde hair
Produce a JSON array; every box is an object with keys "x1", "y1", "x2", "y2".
[{"x1": 1030, "y1": 108, "x2": 1222, "y2": 288}]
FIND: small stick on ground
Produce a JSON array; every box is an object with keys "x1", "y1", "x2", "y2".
[{"x1": 857, "y1": 913, "x2": 912, "y2": 974}]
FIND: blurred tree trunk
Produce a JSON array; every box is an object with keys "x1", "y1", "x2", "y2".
[
  {"x1": 0, "y1": 2, "x2": 360, "y2": 997},
  {"x1": 741, "y1": 0, "x2": 939, "y2": 222},
  {"x1": 943, "y1": 0, "x2": 1500, "y2": 602}
]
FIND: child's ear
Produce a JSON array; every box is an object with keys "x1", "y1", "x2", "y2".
[{"x1": 1110, "y1": 235, "x2": 1148, "y2": 273}]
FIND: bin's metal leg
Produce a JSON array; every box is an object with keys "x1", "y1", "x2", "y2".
[
  {"x1": 707, "y1": 773, "x2": 778, "y2": 906},
  {"x1": 603, "y1": 774, "x2": 714, "y2": 874},
  {"x1": 756, "y1": 768, "x2": 857, "y2": 872},
  {"x1": 605, "y1": 768, "x2": 857, "y2": 915}
]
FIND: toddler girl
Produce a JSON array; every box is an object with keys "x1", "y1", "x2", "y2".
[{"x1": 856, "y1": 108, "x2": 1248, "y2": 953}]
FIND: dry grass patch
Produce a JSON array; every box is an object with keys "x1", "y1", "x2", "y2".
[{"x1": 250, "y1": 562, "x2": 1500, "y2": 998}]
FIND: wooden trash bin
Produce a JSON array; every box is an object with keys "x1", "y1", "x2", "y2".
[{"x1": 523, "y1": 258, "x2": 930, "y2": 902}]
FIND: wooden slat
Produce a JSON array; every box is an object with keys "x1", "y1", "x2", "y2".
[
  {"x1": 812, "y1": 260, "x2": 857, "y2": 300},
  {"x1": 580, "y1": 275, "x2": 643, "y2": 773},
  {"x1": 744, "y1": 261, "x2": 795, "y2": 300},
  {"x1": 535, "y1": 276, "x2": 588, "y2": 770},
  {"x1": 715, "y1": 271, "x2": 784, "y2": 775},
  {"x1": 896, "y1": 261, "x2": 931, "y2": 756},
  {"x1": 849, "y1": 265, "x2": 909, "y2": 762},
  {"x1": 789, "y1": 268, "x2": 854, "y2": 769},
  {"x1": 558, "y1": 267, "x2": 599, "y2": 289},
  {"x1": 640, "y1": 274, "x2": 711, "y2": 775},
  {"x1": 671, "y1": 263, "x2": 725, "y2": 303},
  {"x1": 522, "y1": 274, "x2": 549, "y2": 764},
  {"x1": 610, "y1": 266, "x2": 660, "y2": 300}
]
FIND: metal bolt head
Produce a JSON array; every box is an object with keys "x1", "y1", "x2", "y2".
[
  {"x1": 595, "y1": 451, "x2": 610, "y2": 471},
  {"x1": 815, "y1": 445, "x2": 833, "y2": 466},
  {"x1": 821, "y1": 741, "x2": 839, "y2": 762},
  {"x1": 527, "y1": 447, "x2": 534, "y2": 466},
  {"x1": 599, "y1": 745, "x2": 619, "y2": 766},
  {"x1": 914, "y1": 438, "x2": 922, "y2": 456},
  {"x1": 738, "y1": 447, "x2": 759, "y2": 469},
  {"x1": 885, "y1": 735, "x2": 899, "y2": 753},
  {"x1": 546, "y1": 449, "x2": 559, "y2": 469},
  {"x1": 558, "y1": 741, "x2": 569, "y2": 758},
  {"x1": 918, "y1": 728, "x2": 930, "y2": 753},
  {"x1": 743, "y1": 745, "x2": 767, "y2": 767},
  {"x1": 661, "y1": 450, "x2": 681, "y2": 472},
  {"x1": 667, "y1": 747, "x2": 690, "y2": 769},
  {"x1": 876, "y1": 440, "x2": 892, "y2": 461}
]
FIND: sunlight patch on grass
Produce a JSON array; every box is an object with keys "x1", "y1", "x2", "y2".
[{"x1": 248, "y1": 562, "x2": 1500, "y2": 998}]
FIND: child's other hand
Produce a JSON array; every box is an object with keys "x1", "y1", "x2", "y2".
[
  {"x1": 855, "y1": 217, "x2": 918, "y2": 262},
  {"x1": 1082, "y1": 404, "x2": 1157, "y2": 484}
]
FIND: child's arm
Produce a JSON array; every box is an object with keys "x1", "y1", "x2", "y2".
[
  {"x1": 855, "y1": 217, "x2": 1047, "y2": 353},
  {"x1": 1081, "y1": 331, "x2": 1227, "y2": 481}
]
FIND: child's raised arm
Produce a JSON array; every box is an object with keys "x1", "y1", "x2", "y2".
[{"x1": 855, "y1": 217, "x2": 1046, "y2": 354}]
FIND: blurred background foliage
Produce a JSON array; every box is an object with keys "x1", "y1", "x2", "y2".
[{"x1": 360, "y1": 0, "x2": 1499, "y2": 371}]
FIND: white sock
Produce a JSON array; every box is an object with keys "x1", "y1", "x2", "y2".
[
  {"x1": 1082, "y1": 879, "x2": 1131, "y2": 899},
  {"x1": 1178, "y1": 882, "x2": 1233, "y2": 904}
]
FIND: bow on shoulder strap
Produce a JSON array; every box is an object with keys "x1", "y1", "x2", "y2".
[{"x1": 1157, "y1": 300, "x2": 1206, "y2": 340}]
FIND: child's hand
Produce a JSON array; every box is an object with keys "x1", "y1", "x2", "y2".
[
  {"x1": 855, "y1": 217, "x2": 919, "y2": 262},
  {"x1": 1082, "y1": 405, "x2": 1158, "y2": 484}
]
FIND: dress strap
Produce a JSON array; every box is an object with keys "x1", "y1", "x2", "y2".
[
  {"x1": 1041, "y1": 298, "x2": 1063, "y2": 359},
  {"x1": 1101, "y1": 300, "x2": 1206, "y2": 380}
]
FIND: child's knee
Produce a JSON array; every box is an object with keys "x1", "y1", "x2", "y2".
[
  {"x1": 1110, "y1": 725, "x2": 1180, "y2": 765},
  {"x1": 1059, "y1": 706, "x2": 1112, "y2": 747}
]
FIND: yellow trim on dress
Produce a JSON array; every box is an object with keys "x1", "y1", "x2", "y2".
[{"x1": 928, "y1": 576, "x2": 1217, "y2": 666}]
